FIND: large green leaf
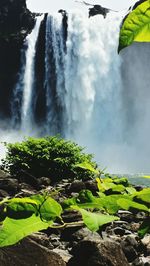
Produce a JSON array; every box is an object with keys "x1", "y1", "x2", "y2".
[
  {"x1": 117, "y1": 198, "x2": 149, "y2": 212},
  {"x1": 39, "y1": 197, "x2": 62, "y2": 221},
  {"x1": 0, "y1": 214, "x2": 51, "y2": 247},
  {"x1": 73, "y1": 206, "x2": 119, "y2": 232},
  {"x1": 118, "y1": 0, "x2": 150, "y2": 52}
]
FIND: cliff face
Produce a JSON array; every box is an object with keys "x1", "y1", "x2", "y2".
[{"x1": 0, "y1": 0, "x2": 35, "y2": 118}]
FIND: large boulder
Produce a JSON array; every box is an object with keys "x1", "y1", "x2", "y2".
[
  {"x1": 68, "y1": 238, "x2": 130, "y2": 266},
  {"x1": 0, "y1": 237, "x2": 66, "y2": 266}
]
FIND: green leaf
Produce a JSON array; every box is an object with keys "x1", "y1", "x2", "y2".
[
  {"x1": 74, "y1": 162, "x2": 99, "y2": 175},
  {"x1": 6, "y1": 197, "x2": 38, "y2": 219},
  {"x1": 117, "y1": 198, "x2": 149, "y2": 212},
  {"x1": 73, "y1": 206, "x2": 119, "y2": 232},
  {"x1": 134, "y1": 188, "x2": 150, "y2": 205},
  {"x1": 138, "y1": 218, "x2": 150, "y2": 237},
  {"x1": 39, "y1": 197, "x2": 62, "y2": 221},
  {"x1": 118, "y1": 0, "x2": 150, "y2": 52},
  {"x1": 0, "y1": 214, "x2": 51, "y2": 247}
]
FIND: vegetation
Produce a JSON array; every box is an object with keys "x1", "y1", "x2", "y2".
[
  {"x1": 118, "y1": 0, "x2": 150, "y2": 52},
  {"x1": 0, "y1": 175, "x2": 150, "y2": 247},
  {"x1": 1, "y1": 136, "x2": 97, "y2": 182}
]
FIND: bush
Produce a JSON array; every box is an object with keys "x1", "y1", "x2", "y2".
[{"x1": 1, "y1": 136, "x2": 98, "y2": 182}]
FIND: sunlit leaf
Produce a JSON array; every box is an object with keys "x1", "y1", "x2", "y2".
[
  {"x1": 117, "y1": 198, "x2": 149, "y2": 212},
  {"x1": 73, "y1": 206, "x2": 119, "y2": 232},
  {"x1": 74, "y1": 162, "x2": 99, "y2": 175},
  {"x1": 0, "y1": 214, "x2": 51, "y2": 247},
  {"x1": 118, "y1": 0, "x2": 150, "y2": 52}
]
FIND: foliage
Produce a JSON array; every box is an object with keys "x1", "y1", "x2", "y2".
[
  {"x1": 0, "y1": 192, "x2": 118, "y2": 247},
  {"x1": 118, "y1": 0, "x2": 150, "y2": 52},
  {"x1": 1, "y1": 136, "x2": 97, "y2": 181},
  {"x1": 0, "y1": 174, "x2": 150, "y2": 248}
]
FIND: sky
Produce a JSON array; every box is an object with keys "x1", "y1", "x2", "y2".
[{"x1": 27, "y1": 0, "x2": 138, "y2": 13}]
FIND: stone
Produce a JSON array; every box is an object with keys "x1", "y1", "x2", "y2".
[
  {"x1": 66, "y1": 180, "x2": 86, "y2": 194},
  {"x1": 53, "y1": 248, "x2": 72, "y2": 263},
  {"x1": 68, "y1": 238, "x2": 130, "y2": 266},
  {"x1": 0, "y1": 169, "x2": 11, "y2": 178},
  {"x1": 121, "y1": 235, "x2": 138, "y2": 262},
  {"x1": 0, "y1": 178, "x2": 19, "y2": 194},
  {"x1": 113, "y1": 227, "x2": 126, "y2": 236},
  {"x1": 0, "y1": 237, "x2": 66, "y2": 266}
]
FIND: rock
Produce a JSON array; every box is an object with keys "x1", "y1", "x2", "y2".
[
  {"x1": 142, "y1": 236, "x2": 150, "y2": 255},
  {"x1": 53, "y1": 248, "x2": 72, "y2": 263},
  {"x1": 38, "y1": 176, "x2": 51, "y2": 187},
  {"x1": 113, "y1": 227, "x2": 126, "y2": 236},
  {"x1": 0, "y1": 189, "x2": 9, "y2": 199},
  {"x1": 71, "y1": 227, "x2": 100, "y2": 242},
  {"x1": 0, "y1": 178, "x2": 19, "y2": 194},
  {"x1": 68, "y1": 238, "x2": 130, "y2": 266},
  {"x1": 140, "y1": 256, "x2": 150, "y2": 265},
  {"x1": 18, "y1": 170, "x2": 39, "y2": 189},
  {"x1": 66, "y1": 180, "x2": 86, "y2": 194},
  {"x1": 0, "y1": 237, "x2": 66, "y2": 266},
  {"x1": 84, "y1": 180, "x2": 98, "y2": 194},
  {"x1": 121, "y1": 235, "x2": 139, "y2": 262},
  {"x1": 29, "y1": 233, "x2": 53, "y2": 249},
  {"x1": 0, "y1": 169, "x2": 11, "y2": 178}
]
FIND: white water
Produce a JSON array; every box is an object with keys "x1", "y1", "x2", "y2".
[
  {"x1": 20, "y1": 16, "x2": 43, "y2": 133},
  {"x1": 45, "y1": 14, "x2": 65, "y2": 134},
  {"x1": 64, "y1": 12, "x2": 122, "y2": 142}
]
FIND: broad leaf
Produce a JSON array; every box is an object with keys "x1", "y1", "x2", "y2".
[
  {"x1": 117, "y1": 198, "x2": 149, "y2": 212},
  {"x1": 74, "y1": 162, "x2": 99, "y2": 175},
  {"x1": 73, "y1": 206, "x2": 119, "y2": 232},
  {"x1": 118, "y1": 0, "x2": 150, "y2": 52},
  {"x1": 39, "y1": 197, "x2": 62, "y2": 221},
  {"x1": 0, "y1": 214, "x2": 51, "y2": 247},
  {"x1": 134, "y1": 188, "x2": 150, "y2": 205}
]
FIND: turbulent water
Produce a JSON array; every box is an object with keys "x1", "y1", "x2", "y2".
[{"x1": 0, "y1": 11, "x2": 150, "y2": 174}]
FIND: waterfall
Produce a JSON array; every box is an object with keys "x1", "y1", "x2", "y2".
[
  {"x1": 64, "y1": 12, "x2": 122, "y2": 142},
  {"x1": 1, "y1": 10, "x2": 150, "y2": 173},
  {"x1": 45, "y1": 14, "x2": 65, "y2": 135},
  {"x1": 12, "y1": 15, "x2": 43, "y2": 134}
]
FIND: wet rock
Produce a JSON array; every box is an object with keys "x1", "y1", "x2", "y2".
[
  {"x1": 38, "y1": 176, "x2": 51, "y2": 188},
  {"x1": 0, "y1": 169, "x2": 11, "y2": 178},
  {"x1": 0, "y1": 178, "x2": 19, "y2": 194},
  {"x1": 0, "y1": 237, "x2": 66, "y2": 266},
  {"x1": 66, "y1": 180, "x2": 86, "y2": 194},
  {"x1": 142, "y1": 236, "x2": 150, "y2": 255},
  {"x1": 0, "y1": 189, "x2": 9, "y2": 199},
  {"x1": 84, "y1": 180, "x2": 98, "y2": 194},
  {"x1": 71, "y1": 227, "x2": 100, "y2": 242},
  {"x1": 68, "y1": 238, "x2": 129, "y2": 266},
  {"x1": 121, "y1": 235, "x2": 139, "y2": 262},
  {"x1": 53, "y1": 248, "x2": 72, "y2": 263},
  {"x1": 114, "y1": 227, "x2": 126, "y2": 236}
]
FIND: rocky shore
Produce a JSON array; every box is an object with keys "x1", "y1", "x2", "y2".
[{"x1": 0, "y1": 169, "x2": 150, "y2": 266}]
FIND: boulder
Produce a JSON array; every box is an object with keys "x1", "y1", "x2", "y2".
[
  {"x1": 68, "y1": 238, "x2": 130, "y2": 266},
  {"x1": 0, "y1": 237, "x2": 66, "y2": 266}
]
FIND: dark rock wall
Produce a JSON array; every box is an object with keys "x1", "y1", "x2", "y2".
[{"x1": 0, "y1": 0, "x2": 35, "y2": 118}]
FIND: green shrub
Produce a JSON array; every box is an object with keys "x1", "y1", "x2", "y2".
[{"x1": 1, "y1": 136, "x2": 98, "y2": 181}]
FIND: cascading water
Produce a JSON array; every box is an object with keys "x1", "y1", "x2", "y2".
[
  {"x1": 12, "y1": 15, "x2": 43, "y2": 134},
  {"x1": 1, "y1": 10, "x2": 150, "y2": 173},
  {"x1": 64, "y1": 12, "x2": 122, "y2": 142},
  {"x1": 45, "y1": 14, "x2": 65, "y2": 135}
]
